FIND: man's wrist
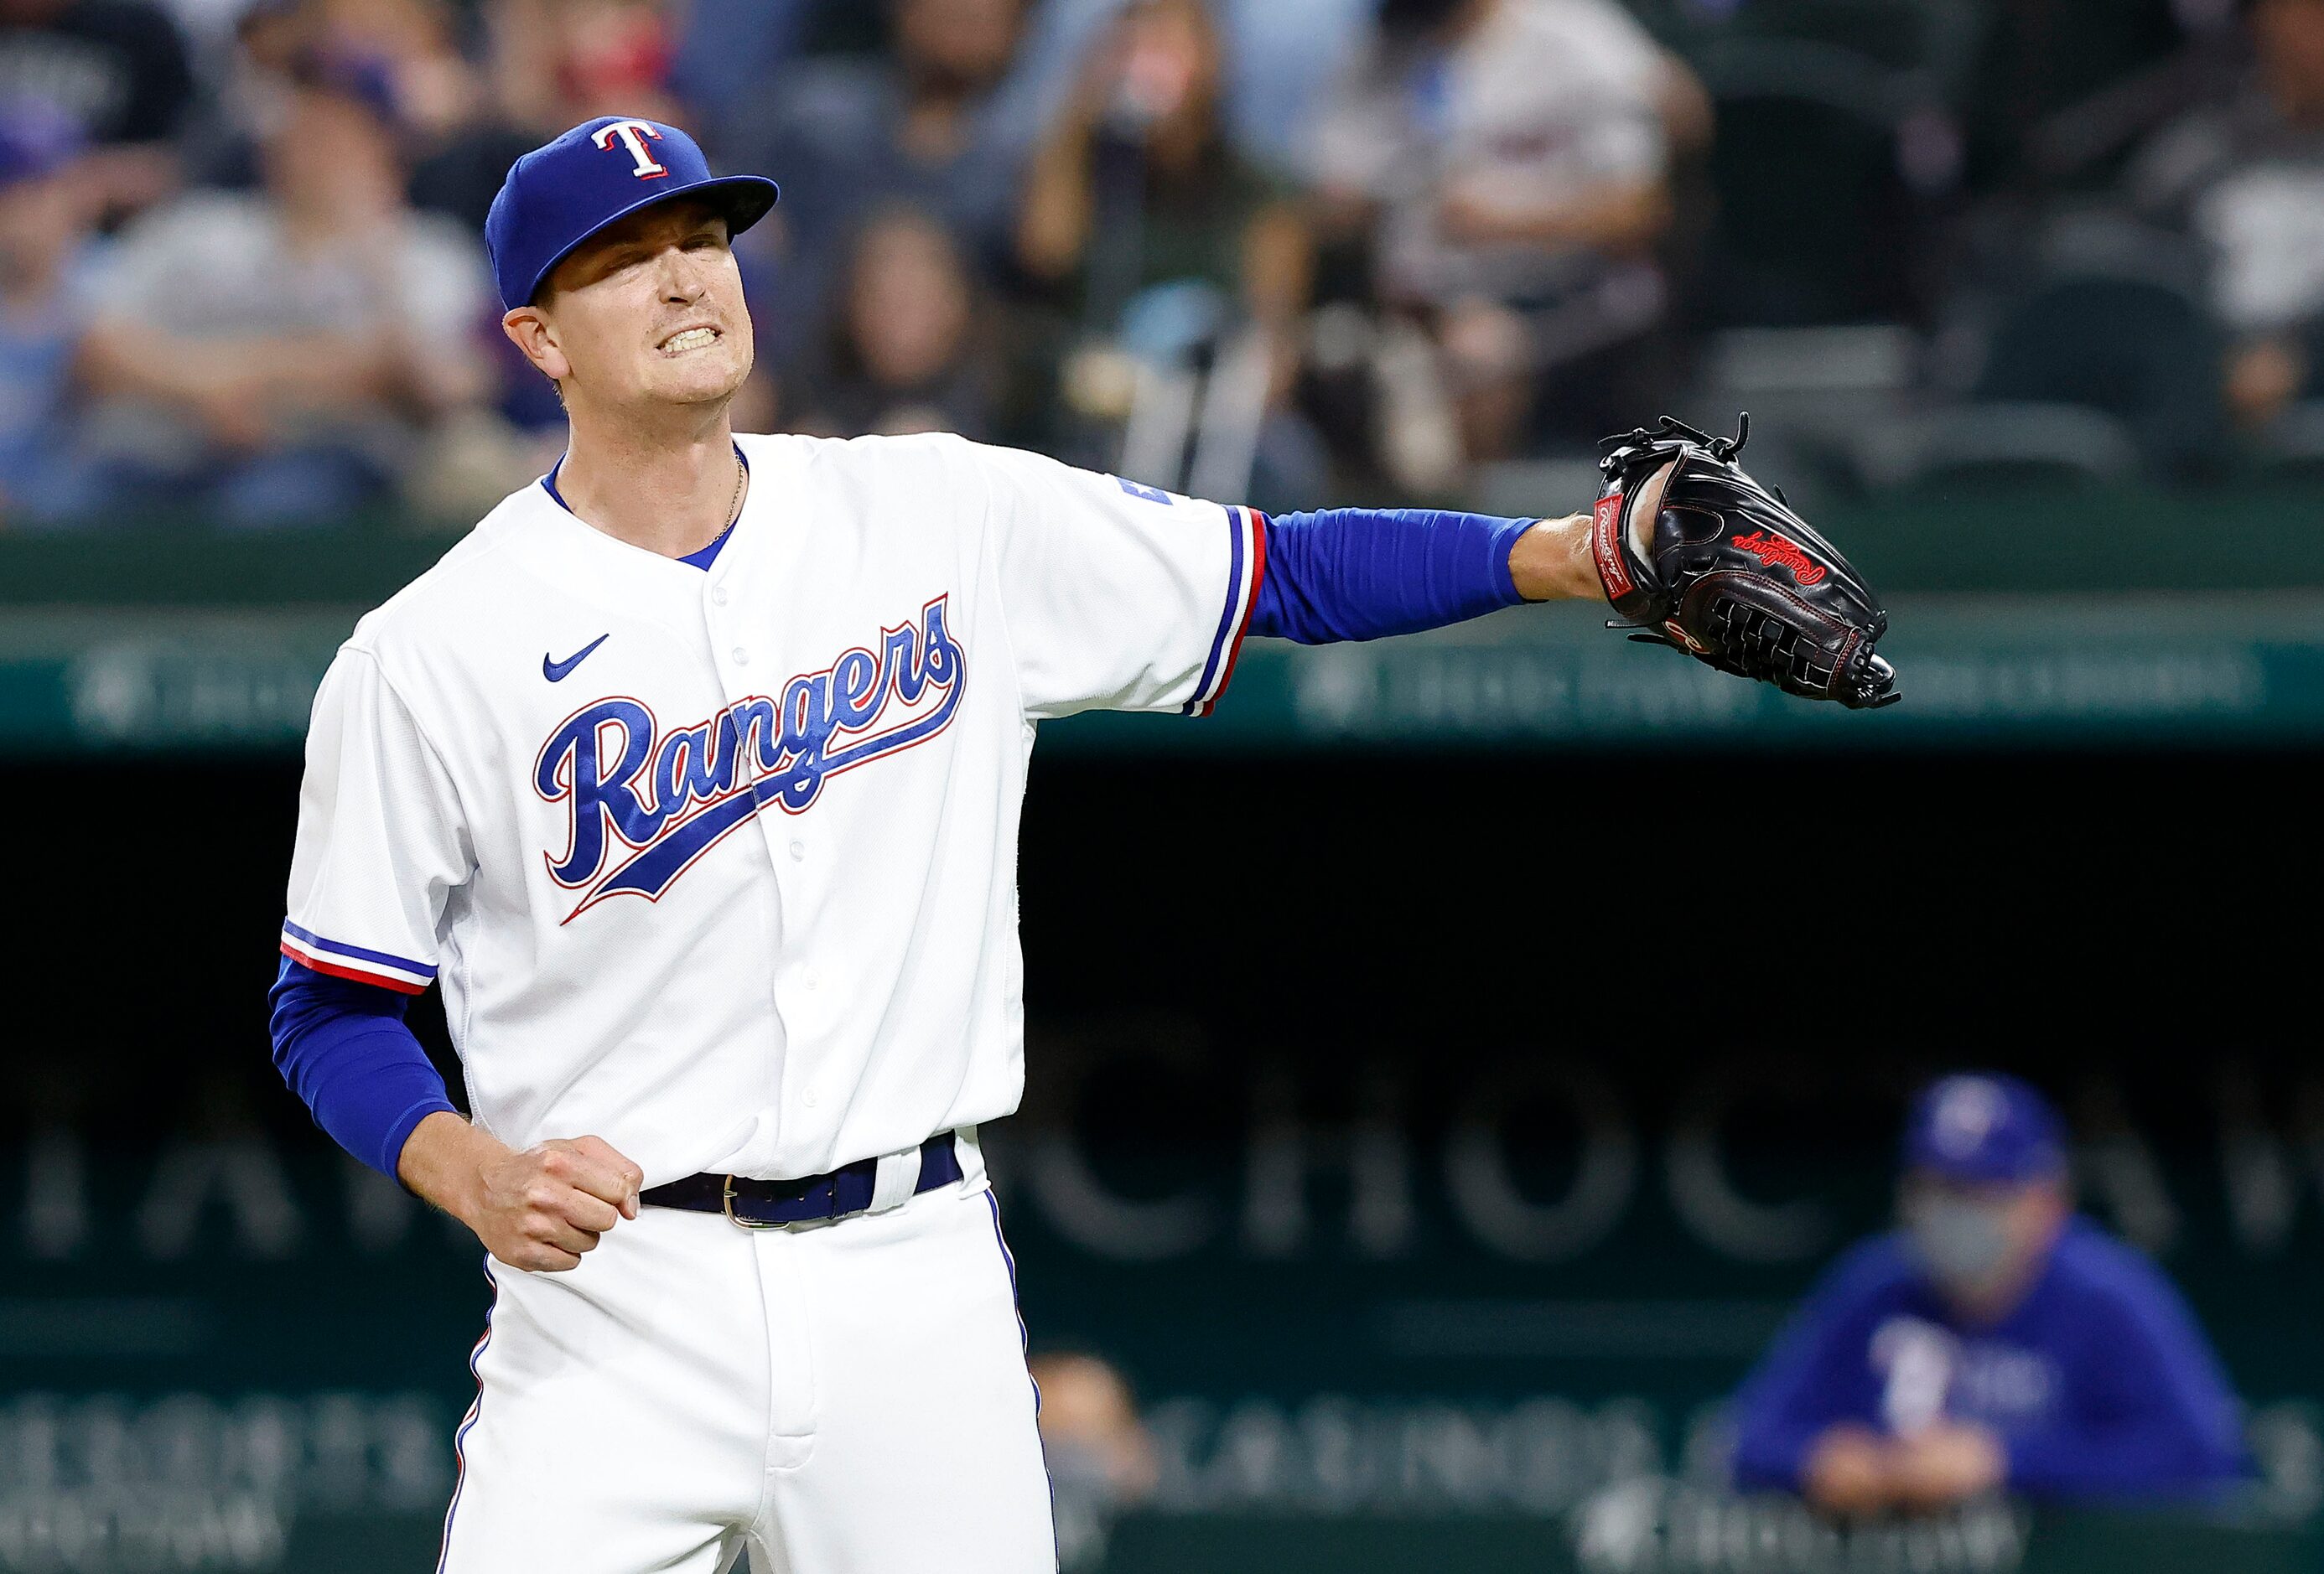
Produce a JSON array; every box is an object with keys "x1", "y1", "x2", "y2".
[
  {"x1": 1509, "y1": 514, "x2": 1603, "y2": 603},
  {"x1": 396, "y1": 1111, "x2": 504, "y2": 1220}
]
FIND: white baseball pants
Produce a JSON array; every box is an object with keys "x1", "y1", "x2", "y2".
[{"x1": 434, "y1": 1158, "x2": 1056, "y2": 1572}]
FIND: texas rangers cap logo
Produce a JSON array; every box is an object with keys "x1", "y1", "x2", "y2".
[{"x1": 591, "y1": 119, "x2": 669, "y2": 179}]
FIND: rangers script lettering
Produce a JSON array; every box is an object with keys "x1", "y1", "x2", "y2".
[{"x1": 535, "y1": 597, "x2": 965, "y2": 919}]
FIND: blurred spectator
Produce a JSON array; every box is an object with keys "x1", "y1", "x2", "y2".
[
  {"x1": 1017, "y1": 0, "x2": 1320, "y2": 499},
  {"x1": 1211, "y1": 0, "x2": 1374, "y2": 170},
  {"x1": 0, "y1": 0, "x2": 198, "y2": 215},
  {"x1": 180, "y1": 0, "x2": 311, "y2": 189},
  {"x1": 0, "y1": 101, "x2": 105, "y2": 525},
  {"x1": 307, "y1": 0, "x2": 481, "y2": 142},
  {"x1": 189, "y1": 0, "x2": 480, "y2": 191},
  {"x1": 1030, "y1": 1351, "x2": 1158, "y2": 1574},
  {"x1": 669, "y1": 0, "x2": 816, "y2": 144},
  {"x1": 988, "y1": 0, "x2": 1376, "y2": 173},
  {"x1": 76, "y1": 67, "x2": 491, "y2": 527},
  {"x1": 724, "y1": 0, "x2": 1032, "y2": 356},
  {"x1": 1730, "y1": 1074, "x2": 2248, "y2": 1517},
  {"x1": 1019, "y1": 0, "x2": 1309, "y2": 332},
  {"x1": 789, "y1": 206, "x2": 1004, "y2": 440},
  {"x1": 547, "y1": 0, "x2": 682, "y2": 120},
  {"x1": 2131, "y1": 0, "x2": 2324, "y2": 428},
  {"x1": 411, "y1": 0, "x2": 683, "y2": 232},
  {"x1": 1308, "y1": 0, "x2": 1699, "y2": 472},
  {"x1": 1966, "y1": 0, "x2": 2240, "y2": 194}
]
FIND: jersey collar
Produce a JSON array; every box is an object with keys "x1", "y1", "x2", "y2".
[{"x1": 537, "y1": 442, "x2": 750, "y2": 571}]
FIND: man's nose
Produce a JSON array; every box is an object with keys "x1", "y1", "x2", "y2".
[{"x1": 656, "y1": 247, "x2": 708, "y2": 303}]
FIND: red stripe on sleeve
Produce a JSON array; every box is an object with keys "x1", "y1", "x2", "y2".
[
  {"x1": 1205, "y1": 510, "x2": 1268, "y2": 714},
  {"x1": 279, "y1": 941, "x2": 430, "y2": 995}
]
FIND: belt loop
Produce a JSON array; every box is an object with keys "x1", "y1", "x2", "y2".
[
  {"x1": 866, "y1": 1144, "x2": 924, "y2": 1214},
  {"x1": 952, "y1": 1125, "x2": 985, "y2": 1189}
]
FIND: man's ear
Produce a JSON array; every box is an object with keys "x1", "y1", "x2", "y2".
[{"x1": 501, "y1": 306, "x2": 572, "y2": 385}]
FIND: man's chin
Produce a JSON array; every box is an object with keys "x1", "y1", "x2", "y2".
[{"x1": 643, "y1": 358, "x2": 750, "y2": 409}]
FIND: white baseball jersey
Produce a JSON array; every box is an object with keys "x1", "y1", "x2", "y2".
[{"x1": 282, "y1": 432, "x2": 1263, "y2": 1186}]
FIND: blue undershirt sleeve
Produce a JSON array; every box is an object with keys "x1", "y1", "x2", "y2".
[
  {"x1": 268, "y1": 954, "x2": 458, "y2": 1183},
  {"x1": 1245, "y1": 508, "x2": 1534, "y2": 645}
]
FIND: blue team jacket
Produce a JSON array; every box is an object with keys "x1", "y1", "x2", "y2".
[{"x1": 1729, "y1": 1219, "x2": 2249, "y2": 1500}]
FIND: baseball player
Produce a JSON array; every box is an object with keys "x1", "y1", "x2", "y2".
[{"x1": 267, "y1": 117, "x2": 1893, "y2": 1573}]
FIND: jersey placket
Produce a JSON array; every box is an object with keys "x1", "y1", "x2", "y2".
[{"x1": 698, "y1": 453, "x2": 833, "y2": 1152}]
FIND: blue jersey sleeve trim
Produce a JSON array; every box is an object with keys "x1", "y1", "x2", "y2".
[
  {"x1": 280, "y1": 919, "x2": 438, "y2": 981},
  {"x1": 1182, "y1": 506, "x2": 1266, "y2": 717}
]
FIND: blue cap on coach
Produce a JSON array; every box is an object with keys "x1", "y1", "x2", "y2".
[
  {"x1": 1903, "y1": 1073, "x2": 2067, "y2": 1184},
  {"x1": 485, "y1": 116, "x2": 779, "y2": 311}
]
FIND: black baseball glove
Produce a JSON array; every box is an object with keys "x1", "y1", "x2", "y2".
[{"x1": 1590, "y1": 415, "x2": 1899, "y2": 709}]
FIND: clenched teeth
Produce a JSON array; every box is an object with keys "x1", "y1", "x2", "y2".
[{"x1": 661, "y1": 328, "x2": 719, "y2": 354}]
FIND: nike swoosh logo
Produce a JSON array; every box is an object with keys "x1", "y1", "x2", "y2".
[{"x1": 542, "y1": 634, "x2": 610, "y2": 683}]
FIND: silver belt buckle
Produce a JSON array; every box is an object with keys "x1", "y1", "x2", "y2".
[
  {"x1": 721, "y1": 1174, "x2": 843, "y2": 1231},
  {"x1": 721, "y1": 1175, "x2": 782, "y2": 1230}
]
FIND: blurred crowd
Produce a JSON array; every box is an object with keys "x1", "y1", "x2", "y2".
[{"x1": 2, "y1": 0, "x2": 2321, "y2": 531}]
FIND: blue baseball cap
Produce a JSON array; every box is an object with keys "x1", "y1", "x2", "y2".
[
  {"x1": 1904, "y1": 1073, "x2": 2067, "y2": 1185},
  {"x1": 485, "y1": 116, "x2": 778, "y2": 311}
]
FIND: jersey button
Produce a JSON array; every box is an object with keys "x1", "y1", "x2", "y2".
[
  {"x1": 711, "y1": 587, "x2": 729, "y2": 606},
  {"x1": 788, "y1": 840, "x2": 805, "y2": 861},
  {"x1": 731, "y1": 646, "x2": 749, "y2": 665},
  {"x1": 803, "y1": 1088, "x2": 820, "y2": 1107}
]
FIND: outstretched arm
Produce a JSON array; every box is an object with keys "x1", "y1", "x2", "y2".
[
  {"x1": 1245, "y1": 505, "x2": 1600, "y2": 646},
  {"x1": 970, "y1": 441, "x2": 1616, "y2": 721}
]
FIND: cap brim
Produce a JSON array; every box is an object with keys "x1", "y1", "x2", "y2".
[{"x1": 521, "y1": 173, "x2": 781, "y2": 308}]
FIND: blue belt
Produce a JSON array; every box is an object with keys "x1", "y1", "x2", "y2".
[{"x1": 639, "y1": 1131, "x2": 962, "y2": 1228}]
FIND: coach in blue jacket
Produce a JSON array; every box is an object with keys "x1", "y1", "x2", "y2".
[{"x1": 1730, "y1": 1074, "x2": 2247, "y2": 1516}]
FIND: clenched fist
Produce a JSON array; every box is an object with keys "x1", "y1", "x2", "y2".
[{"x1": 399, "y1": 1113, "x2": 646, "y2": 1272}]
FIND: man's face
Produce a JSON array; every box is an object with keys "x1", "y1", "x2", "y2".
[
  {"x1": 266, "y1": 90, "x2": 400, "y2": 223},
  {"x1": 848, "y1": 213, "x2": 969, "y2": 389},
  {"x1": 514, "y1": 199, "x2": 755, "y2": 415},
  {"x1": 1900, "y1": 1172, "x2": 2067, "y2": 1311}
]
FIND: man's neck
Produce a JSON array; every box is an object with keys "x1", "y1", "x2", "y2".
[{"x1": 555, "y1": 401, "x2": 745, "y2": 560}]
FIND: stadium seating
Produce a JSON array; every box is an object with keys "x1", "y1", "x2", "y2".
[{"x1": 1695, "y1": 39, "x2": 1953, "y2": 328}]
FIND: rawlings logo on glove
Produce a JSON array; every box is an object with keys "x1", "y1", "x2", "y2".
[
  {"x1": 1590, "y1": 494, "x2": 1635, "y2": 598},
  {"x1": 1730, "y1": 529, "x2": 1826, "y2": 588},
  {"x1": 1589, "y1": 414, "x2": 1899, "y2": 710}
]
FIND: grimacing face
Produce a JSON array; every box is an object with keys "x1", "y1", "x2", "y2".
[{"x1": 505, "y1": 199, "x2": 755, "y2": 414}]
